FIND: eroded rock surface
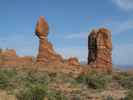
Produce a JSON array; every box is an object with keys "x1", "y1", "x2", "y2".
[
  {"x1": 0, "y1": 49, "x2": 33, "y2": 65},
  {"x1": 88, "y1": 28, "x2": 112, "y2": 71},
  {"x1": 35, "y1": 16, "x2": 63, "y2": 64},
  {"x1": 67, "y1": 57, "x2": 80, "y2": 66}
]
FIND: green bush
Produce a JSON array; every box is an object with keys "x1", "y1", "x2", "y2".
[
  {"x1": 25, "y1": 71, "x2": 50, "y2": 85},
  {"x1": 114, "y1": 72, "x2": 133, "y2": 89},
  {"x1": 0, "y1": 72, "x2": 9, "y2": 88},
  {"x1": 0, "y1": 69, "x2": 17, "y2": 89},
  {"x1": 123, "y1": 90, "x2": 133, "y2": 100},
  {"x1": 47, "y1": 90, "x2": 68, "y2": 100},
  {"x1": 0, "y1": 69, "x2": 69, "y2": 100},
  {"x1": 51, "y1": 72, "x2": 78, "y2": 85},
  {"x1": 77, "y1": 72, "x2": 112, "y2": 89},
  {"x1": 16, "y1": 83, "x2": 68, "y2": 100},
  {"x1": 16, "y1": 83, "x2": 48, "y2": 100},
  {"x1": 104, "y1": 96, "x2": 114, "y2": 100}
]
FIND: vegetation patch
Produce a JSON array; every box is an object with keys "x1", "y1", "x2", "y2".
[
  {"x1": 76, "y1": 72, "x2": 112, "y2": 89},
  {"x1": 113, "y1": 72, "x2": 133, "y2": 89},
  {"x1": 0, "y1": 68, "x2": 132, "y2": 100},
  {"x1": 123, "y1": 90, "x2": 133, "y2": 100}
]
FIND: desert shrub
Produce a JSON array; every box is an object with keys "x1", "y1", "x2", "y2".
[
  {"x1": 104, "y1": 96, "x2": 114, "y2": 100},
  {"x1": 53, "y1": 72, "x2": 78, "y2": 84},
  {"x1": 123, "y1": 90, "x2": 133, "y2": 100},
  {"x1": 76, "y1": 72, "x2": 112, "y2": 89},
  {"x1": 16, "y1": 83, "x2": 48, "y2": 100},
  {"x1": 0, "y1": 72, "x2": 9, "y2": 88},
  {"x1": 86, "y1": 74, "x2": 111, "y2": 89},
  {"x1": 70, "y1": 95, "x2": 81, "y2": 100},
  {"x1": 0, "y1": 69, "x2": 17, "y2": 89},
  {"x1": 13, "y1": 71, "x2": 51, "y2": 88},
  {"x1": 25, "y1": 71, "x2": 50, "y2": 85},
  {"x1": 49, "y1": 73, "x2": 57, "y2": 78},
  {"x1": 12, "y1": 71, "x2": 67, "y2": 100},
  {"x1": 16, "y1": 82, "x2": 68, "y2": 100},
  {"x1": 47, "y1": 90, "x2": 68, "y2": 100},
  {"x1": 50, "y1": 72, "x2": 68, "y2": 82},
  {"x1": 114, "y1": 72, "x2": 133, "y2": 89}
]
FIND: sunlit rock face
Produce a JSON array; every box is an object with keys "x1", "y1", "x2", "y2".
[
  {"x1": 35, "y1": 16, "x2": 63, "y2": 64},
  {"x1": 67, "y1": 57, "x2": 80, "y2": 66},
  {"x1": 35, "y1": 16, "x2": 49, "y2": 38},
  {"x1": 88, "y1": 28, "x2": 112, "y2": 71},
  {"x1": 0, "y1": 49, "x2": 33, "y2": 65}
]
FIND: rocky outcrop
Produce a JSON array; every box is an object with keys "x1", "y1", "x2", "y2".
[
  {"x1": 0, "y1": 49, "x2": 17, "y2": 57},
  {"x1": 67, "y1": 57, "x2": 80, "y2": 66},
  {"x1": 88, "y1": 29, "x2": 97, "y2": 64},
  {"x1": 88, "y1": 28, "x2": 112, "y2": 71},
  {"x1": 16, "y1": 56, "x2": 33, "y2": 65},
  {"x1": 0, "y1": 49, "x2": 33, "y2": 65},
  {"x1": 35, "y1": 16, "x2": 63, "y2": 64}
]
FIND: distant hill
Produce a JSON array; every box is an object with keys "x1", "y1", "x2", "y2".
[{"x1": 113, "y1": 64, "x2": 133, "y2": 71}]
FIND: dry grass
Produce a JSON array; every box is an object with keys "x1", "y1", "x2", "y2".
[{"x1": 0, "y1": 65, "x2": 132, "y2": 100}]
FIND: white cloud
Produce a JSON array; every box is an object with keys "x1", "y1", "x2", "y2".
[
  {"x1": 112, "y1": 0, "x2": 133, "y2": 11},
  {"x1": 64, "y1": 32, "x2": 88, "y2": 39},
  {"x1": 111, "y1": 19, "x2": 133, "y2": 34},
  {"x1": 64, "y1": 19, "x2": 133, "y2": 39},
  {"x1": 113, "y1": 44, "x2": 133, "y2": 65}
]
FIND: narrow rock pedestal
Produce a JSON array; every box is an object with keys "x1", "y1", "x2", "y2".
[{"x1": 88, "y1": 28, "x2": 112, "y2": 72}]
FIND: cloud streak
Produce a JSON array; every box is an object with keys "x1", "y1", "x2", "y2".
[
  {"x1": 111, "y1": 19, "x2": 133, "y2": 34},
  {"x1": 65, "y1": 18, "x2": 133, "y2": 39},
  {"x1": 56, "y1": 43, "x2": 133, "y2": 66},
  {"x1": 112, "y1": 0, "x2": 133, "y2": 11},
  {"x1": 113, "y1": 44, "x2": 133, "y2": 65},
  {"x1": 64, "y1": 32, "x2": 88, "y2": 39}
]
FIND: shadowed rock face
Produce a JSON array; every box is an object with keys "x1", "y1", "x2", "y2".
[
  {"x1": 35, "y1": 16, "x2": 63, "y2": 64},
  {"x1": 88, "y1": 28, "x2": 112, "y2": 71},
  {"x1": 88, "y1": 29, "x2": 97, "y2": 64}
]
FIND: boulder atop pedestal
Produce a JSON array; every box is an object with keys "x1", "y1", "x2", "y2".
[
  {"x1": 35, "y1": 16, "x2": 49, "y2": 38},
  {"x1": 35, "y1": 16, "x2": 63, "y2": 64}
]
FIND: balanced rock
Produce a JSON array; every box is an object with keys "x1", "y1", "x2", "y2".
[
  {"x1": 35, "y1": 16, "x2": 63, "y2": 64},
  {"x1": 88, "y1": 28, "x2": 112, "y2": 71}
]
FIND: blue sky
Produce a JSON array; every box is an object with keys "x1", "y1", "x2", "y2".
[{"x1": 0, "y1": 0, "x2": 133, "y2": 66}]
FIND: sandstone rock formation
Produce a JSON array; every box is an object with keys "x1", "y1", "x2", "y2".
[
  {"x1": 0, "y1": 49, "x2": 17, "y2": 65},
  {"x1": 67, "y1": 57, "x2": 80, "y2": 66},
  {"x1": 0, "y1": 49, "x2": 17, "y2": 57},
  {"x1": 35, "y1": 16, "x2": 63, "y2": 64},
  {"x1": 0, "y1": 49, "x2": 33, "y2": 65},
  {"x1": 16, "y1": 56, "x2": 33, "y2": 65},
  {"x1": 88, "y1": 28, "x2": 112, "y2": 71},
  {"x1": 88, "y1": 29, "x2": 97, "y2": 64}
]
